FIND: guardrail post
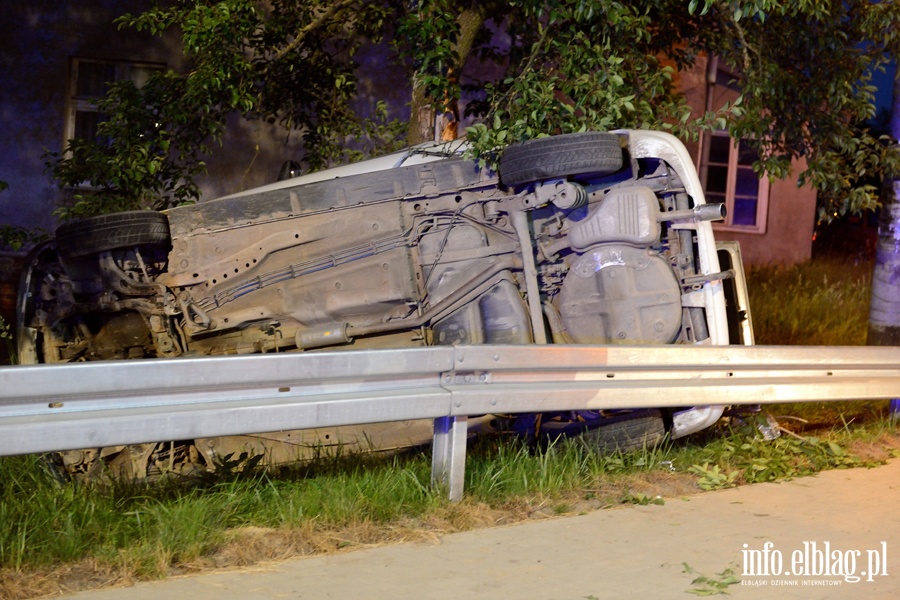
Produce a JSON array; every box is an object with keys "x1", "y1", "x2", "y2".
[{"x1": 431, "y1": 416, "x2": 468, "y2": 501}]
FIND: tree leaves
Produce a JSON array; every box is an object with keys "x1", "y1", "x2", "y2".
[
  {"x1": 47, "y1": 0, "x2": 406, "y2": 218},
  {"x1": 45, "y1": 0, "x2": 900, "y2": 221},
  {"x1": 703, "y1": 1, "x2": 900, "y2": 216},
  {"x1": 463, "y1": 1, "x2": 712, "y2": 160}
]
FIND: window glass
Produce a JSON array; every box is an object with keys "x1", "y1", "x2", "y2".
[
  {"x1": 64, "y1": 58, "x2": 165, "y2": 187},
  {"x1": 73, "y1": 111, "x2": 104, "y2": 141},
  {"x1": 732, "y1": 198, "x2": 758, "y2": 226},
  {"x1": 709, "y1": 135, "x2": 731, "y2": 160},
  {"x1": 129, "y1": 65, "x2": 159, "y2": 88},
  {"x1": 737, "y1": 139, "x2": 757, "y2": 166},
  {"x1": 706, "y1": 165, "x2": 729, "y2": 194},
  {"x1": 75, "y1": 62, "x2": 116, "y2": 98},
  {"x1": 734, "y1": 167, "x2": 758, "y2": 197}
]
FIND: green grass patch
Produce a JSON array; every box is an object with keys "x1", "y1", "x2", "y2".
[
  {"x1": 2, "y1": 419, "x2": 899, "y2": 592},
  {"x1": 746, "y1": 256, "x2": 872, "y2": 346},
  {"x1": 463, "y1": 435, "x2": 676, "y2": 502},
  {"x1": 0, "y1": 452, "x2": 427, "y2": 578}
]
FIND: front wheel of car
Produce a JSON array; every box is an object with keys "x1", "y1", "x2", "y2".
[{"x1": 55, "y1": 211, "x2": 171, "y2": 258}]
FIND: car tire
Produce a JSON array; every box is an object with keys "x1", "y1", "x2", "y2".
[
  {"x1": 581, "y1": 409, "x2": 667, "y2": 453},
  {"x1": 56, "y1": 211, "x2": 170, "y2": 257},
  {"x1": 499, "y1": 131, "x2": 624, "y2": 188}
]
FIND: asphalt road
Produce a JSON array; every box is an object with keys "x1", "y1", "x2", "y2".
[{"x1": 62, "y1": 459, "x2": 900, "y2": 599}]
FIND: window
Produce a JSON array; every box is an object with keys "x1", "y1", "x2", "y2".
[
  {"x1": 65, "y1": 58, "x2": 164, "y2": 145},
  {"x1": 700, "y1": 130, "x2": 769, "y2": 234}
]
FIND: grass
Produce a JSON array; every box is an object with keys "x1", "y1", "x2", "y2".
[
  {"x1": 4, "y1": 419, "x2": 898, "y2": 597},
  {"x1": 746, "y1": 256, "x2": 872, "y2": 346},
  {"x1": 1, "y1": 256, "x2": 899, "y2": 598}
]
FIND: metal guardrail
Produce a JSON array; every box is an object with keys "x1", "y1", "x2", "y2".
[{"x1": 2, "y1": 344, "x2": 900, "y2": 500}]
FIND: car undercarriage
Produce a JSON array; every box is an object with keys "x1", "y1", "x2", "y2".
[{"x1": 18, "y1": 130, "x2": 752, "y2": 481}]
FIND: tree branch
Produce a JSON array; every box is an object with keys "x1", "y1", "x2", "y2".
[
  {"x1": 271, "y1": 0, "x2": 360, "y2": 63},
  {"x1": 487, "y1": 24, "x2": 551, "y2": 122},
  {"x1": 714, "y1": 1, "x2": 753, "y2": 74}
]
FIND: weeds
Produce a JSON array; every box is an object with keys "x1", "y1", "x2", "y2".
[
  {"x1": 683, "y1": 562, "x2": 741, "y2": 596},
  {"x1": 683, "y1": 424, "x2": 868, "y2": 491},
  {"x1": 623, "y1": 492, "x2": 665, "y2": 505},
  {"x1": 687, "y1": 463, "x2": 740, "y2": 491}
]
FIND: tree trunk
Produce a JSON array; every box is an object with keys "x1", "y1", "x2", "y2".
[
  {"x1": 408, "y1": 85, "x2": 435, "y2": 146},
  {"x1": 406, "y1": 6, "x2": 486, "y2": 146},
  {"x1": 867, "y1": 73, "x2": 900, "y2": 345}
]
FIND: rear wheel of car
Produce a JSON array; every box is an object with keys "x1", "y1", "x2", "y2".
[
  {"x1": 56, "y1": 211, "x2": 170, "y2": 258},
  {"x1": 499, "y1": 132, "x2": 624, "y2": 188},
  {"x1": 581, "y1": 409, "x2": 667, "y2": 453}
]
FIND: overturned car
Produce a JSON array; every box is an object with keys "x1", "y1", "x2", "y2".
[{"x1": 18, "y1": 130, "x2": 752, "y2": 480}]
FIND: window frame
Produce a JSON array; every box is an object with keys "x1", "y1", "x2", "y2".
[
  {"x1": 64, "y1": 57, "x2": 165, "y2": 147},
  {"x1": 701, "y1": 130, "x2": 769, "y2": 235}
]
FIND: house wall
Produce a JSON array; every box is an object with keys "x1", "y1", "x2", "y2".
[
  {"x1": 677, "y1": 55, "x2": 817, "y2": 266},
  {"x1": 0, "y1": 1, "x2": 186, "y2": 332},
  {"x1": 716, "y1": 169, "x2": 816, "y2": 265},
  {"x1": 1, "y1": 3, "x2": 421, "y2": 228},
  {"x1": 0, "y1": 2, "x2": 355, "y2": 236},
  {"x1": 0, "y1": 1, "x2": 182, "y2": 236},
  {"x1": 0, "y1": 2, "x2": 285, "y2": 329}
]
